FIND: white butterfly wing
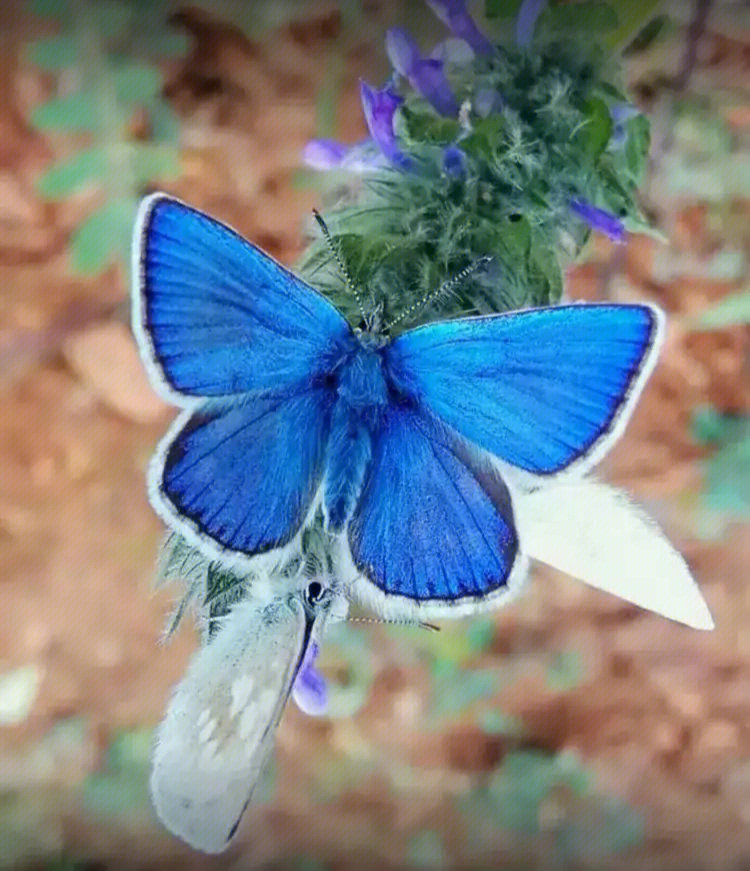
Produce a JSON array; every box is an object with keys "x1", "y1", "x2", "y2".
[
  {"x1": 150, "y1": 597, "x2": 307, "y2": 853},
  {"x1": 514, "y1": 479, "x2": 714, "y2": 630}
]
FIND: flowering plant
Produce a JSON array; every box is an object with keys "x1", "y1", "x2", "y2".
[{"x1": 159, "y1": 0, "x2": 712, "y2": 718}]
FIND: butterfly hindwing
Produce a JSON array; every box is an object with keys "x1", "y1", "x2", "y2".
[
  {"x1": 347, "y1": 406, "x2": 526, "y2": 618},
  {"x1": 133, "y1": 194, "x2": 353, "y2": 403},
  {"x1": 151, "y1": 389, "x2": 332, "y2": 562},
  {"x1": 151, "y1": 597, "x2": 307, "y2": 853},
  {"x1": 386, "y1": 304, "x2": 663, "y2": 478}
]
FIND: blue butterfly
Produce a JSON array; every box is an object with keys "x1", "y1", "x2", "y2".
[{"x1": 133, "y1": 193, "x2": 663, "y2": 620}]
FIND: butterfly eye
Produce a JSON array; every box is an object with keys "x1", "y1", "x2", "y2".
[{"x1": 305, "y1": 580, "x2": 324, "y2": 607}]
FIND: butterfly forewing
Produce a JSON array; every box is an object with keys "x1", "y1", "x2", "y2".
[
  {"x1": 133, "y1": 194, "x2": 353, "y2": 403},
  {"x1": 386, "y1": 304, "x2": 663, "y2": 478},
  {"x1": 150, "y1": 596, "x2": 309, "y2": 853}
]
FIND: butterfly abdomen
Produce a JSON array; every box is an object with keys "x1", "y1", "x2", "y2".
[{"x1": 323, "y1": 343, "x2": 388, "y2": 530}]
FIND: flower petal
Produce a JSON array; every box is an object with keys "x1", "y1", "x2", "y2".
[
  {"x1": 359, "y1": 80, "x2": 410, "y2": 167},
  {"x1": 412, "y1": 59, "x2": 459, "y2": 115},
  {"x1": 516, "y1": 0, "x2": 548, "y2": 47},
  {"x1": 292, "y1": 641, "x2": 328, "y2": 716},
  {"x1": 302, "y1": 138, "x2": 349, "y2": 170},
  {"x1": 341, "y1": 142, "x2": 390, "y2": 173},
  {"x1": 514, "y1": 480, "x2": 715, "y2": 630},
  {"x1": 425, "y1": 0, "x2": 493, "y2": 55},
  {"x1": 569, "y1": 198, "x2": 625, "y2": 242},
  {"x1": 385, "y1": 27, "x2": 421, "y2": 77},
  {"x1": 442, "y1": 144, "x2": 467, "y2": 176},
  {"x1": 386, "y1": 29, "x2": 458, "y2": 116}
]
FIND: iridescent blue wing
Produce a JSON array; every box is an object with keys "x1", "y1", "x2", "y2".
[
  {"x1": 132, "y1": 193, "x2": 353, "y2": 403},
  {"x1": 386, "y1": 304, "x2": 663, "y2": 477},
  {"x1": 347, "y1": 407, "x2": 526, "y2": 618},
  {"x1": 151, "y1": 390, "x2": 332, "y2": 563}
]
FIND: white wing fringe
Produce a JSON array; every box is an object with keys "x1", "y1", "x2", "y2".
[{"x1": 514, "y1": 479, "x2": 714, "y2": 630}]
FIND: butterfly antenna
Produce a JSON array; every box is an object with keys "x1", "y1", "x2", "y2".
[
  {"x1": 384, "y1": 256, "x2": 493, "y2": 333},
  {"x1": 348, "y1": 616, "x2": 440, "y2": 633},
  {"x1": 313, "y1": 209, "x2": 368, "y2": 322}
]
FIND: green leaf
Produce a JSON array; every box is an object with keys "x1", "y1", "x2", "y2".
[
  {"x1": 623, "y1": 114, "x2": 650, "y2": 183},
  {"x1": 112, "y1": 62, "x2": 163, "y2": 105},
  {"x1": 138, "y1": 30, "x2": 191, "y2": 59},
  {"x1": 31, "y1": 91, "x2": 104, "y2": 133},
  {"x1": 495, "y1": 215, "x2": 531, "y2": 261},
  {"x1": 461, "y1": 114, "x2": 508, "y2": 159},
  {"x1": 148, "y1": 102, "x2": 181, "y2": 143},
  {"x1": 70, "y1": 197, "x2": 137, "y2": 274},
  {"x1": 400, "y1": 105, "x2": 462, "y2": 147},
  {"x1": 691, "y1": 291, "x2": 750, "y2": 330},
  {"x1": 92, "y1": 0, "x2": 133, "y2": 39},
  {"x1": 541, "y1": 2, "x2": 619, "y2": 35},
  {"x1": 36, "y1": 147, "x2": 108, "y2": 198},
  {"x1": 604, "y1": 0, "x2": 664, "y2": 50},
  {"x1": 529, "y1": 239, "x2": 563, "y2": 304},
  {"x1": 129, "y1": 142, "x2": 181, "y2": 184},
  {"x1": 485, "y1": 0, "x2": 523, "y2": 18},
  {"x1": 622, "y1": 13, "x2": 671, "y2": 55},
  {"x1": 26, "y1": 35, "x2": 78, "y2": 70},
  {"x1": 579, "y1": 97, "x2": 613, "y2": 161}
]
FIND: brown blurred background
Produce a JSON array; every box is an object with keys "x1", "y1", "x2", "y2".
[{"x1": 0, "y1": 1, "x2": 747, "y2": 869}]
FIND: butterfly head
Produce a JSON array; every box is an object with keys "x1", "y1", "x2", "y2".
[
  {"x1": 354, "y1": 298, "x2": 385, "y2": 339},
  {"x1": 299, "y1": 576, "x2": 350, "y2": 626}
]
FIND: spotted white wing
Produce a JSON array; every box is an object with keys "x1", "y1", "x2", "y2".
[{"x1": 150, "y1": 595, "x2": 309, "y2": 853}]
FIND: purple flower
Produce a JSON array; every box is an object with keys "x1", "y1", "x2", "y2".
[
  {"x1": 359, "y1": 80, "x2": 410, "y2": 167},
  {"x1": 610, "y1": 103, "x2": 639, "y2": 125},
  {"x1": 425, "y1": 0, "x2": 493, "y2": 55},
  {"x1": 302, "y1": 138, "x2": 387, "y2": 173},
  {"x1": 292, "y1": 642, "x2": 328, "y2": 716},
  {"x1": 609, "y1": 103, "x2": 640, "y2": 149},
  {"x1": 442, "y1": 144, "x2": 467, "y2": 176},
  {"x1": 570, "y1": 198, "x2": 625, "y2": 242},
  {"x1": 516, "y1": 0, "x2": 547, "y2": 47},
  {"x1": 386, "y1": 28, "x2": 458, "y2": 116},
  {"x1": 302, "y1": 138, "x2": 350, "y2": 170}
]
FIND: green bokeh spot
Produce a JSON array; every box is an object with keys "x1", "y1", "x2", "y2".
[
  {"x1": 82, "y1": 727, "x2": 153, "y2": 818},
  {"x1": 407, "y1": 830, "x2": 448, "y2": 869},
  {"x1": 546, "y1": 650, "x2": 585, "y2": 691}
]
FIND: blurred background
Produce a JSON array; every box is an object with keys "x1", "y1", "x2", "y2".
[{"x1": 0, "y1": 1, "x2": 747, "y2": 868}]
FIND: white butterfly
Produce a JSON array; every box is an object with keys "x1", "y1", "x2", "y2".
[
  {"x1": 514, "y1": 479, "x2": 714, "y2": 630},
  {"x1": 150, "y1": 576, "x2": 347, "y2": 853}
]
